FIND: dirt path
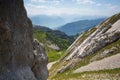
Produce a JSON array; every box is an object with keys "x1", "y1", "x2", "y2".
[
  {"x1": 74, "y1": 53, "x2": 120, "y2": 73},
  {"x1": 47, "y1": 61, "x2": 57, "y2": 70}
]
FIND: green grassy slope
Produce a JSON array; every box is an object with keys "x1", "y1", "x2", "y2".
[{"x1": 33, "y1": 29, "x2": 73, "y2": 62}]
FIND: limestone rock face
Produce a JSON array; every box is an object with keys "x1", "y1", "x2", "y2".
[
  {"x1": 54, "y1": 13, "x2": 120, "y2": 74},
  {"x1": 0, "y1": 0, "x2": 48, "y2": 80},
  {"x1": 33, "y1": 39, "x2": 48, "y2": 80},
  {"x1": 66, "y1": 13, "x2": 120, "y2": 60}
]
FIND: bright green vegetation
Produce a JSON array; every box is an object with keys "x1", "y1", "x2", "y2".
[
  {"x1": 52, "y1": 68, "x2": 120, "y2": 80},
  {"x1": 47, "y1": 50, "x2": 65, "y2": 62},
  {"x1": 33, "y1": 30, "x2": 71, "y2": 50},
  {"x1": 46, "y1": 32, "x2": 70, "y2": 50},
  {"x1": 33, "y1": 30, "x2": 68, "y2": 62},
  {"x1": 33, "y1": 30, "x2": 46, "y2": 43}
]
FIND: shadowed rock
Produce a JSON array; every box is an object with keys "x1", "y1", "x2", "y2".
[{"x1": 0, "y1": 0, "x2": 48, "y2": 80}]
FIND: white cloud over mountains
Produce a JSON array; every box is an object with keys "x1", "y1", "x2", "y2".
[
  {"x1": 30, "y1": 0, "x2": 46, "y2": 3},
  {"x1": 73, "y1": 0, "x2": 95, "y2": 5},
  {"x1": 25, "y1": 0, "x2": 120, "y2": 17},
  {"x1": 30, "y1": 0, "x2": 63, "y2": 5}
]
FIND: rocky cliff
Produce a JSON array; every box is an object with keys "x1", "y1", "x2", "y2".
[
  {"x1": 0, "y1": 0, "x2": 48, "y2": 80},
  {"x1": 49, "y1": 13, "x2": 120, "y2": 80},
  {"x1": 66, "y1": 13, "x2": 120, "y2": 60}
]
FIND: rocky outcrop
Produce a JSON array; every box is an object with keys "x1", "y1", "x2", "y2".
[
  {"x1": 90, "y1": 46, "x2": 120, "y2": 62},
  {"x1": 52, "y1": 13, "x2": 120, "y2": 75},
  {"x1": 0, "y1": 0, "x2": 48, "y2": 80},
  {"x1": 66, "y1": 13, "x2": 120, "y2": 60},
  {"x1": 33, "y1": 39, "x2": 48, "y2": 80}
]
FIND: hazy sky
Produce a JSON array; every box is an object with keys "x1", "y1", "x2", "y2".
[{"x1": 24, "y1": 0, "x2": 120, "y2": 17}]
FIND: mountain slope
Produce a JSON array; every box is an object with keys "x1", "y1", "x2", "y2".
[
  {"x1": 58, "y1": 18, "x2": 105, "y2": 35},
  {"x1": 74, "y1": 54, "x2": 120, "y2": 73},
  {"x1": 34, "y1": 25, "x2": 75, "y2": 50},
  {"x1": 48, "y1": 13, "x2": 120, "y2": 80},
  {"x1": 33, "y1": 25, "x2": 75, "y2": 62},
  {"x1": 34, "y1": 25, "x2": 74, "y2": 41}
]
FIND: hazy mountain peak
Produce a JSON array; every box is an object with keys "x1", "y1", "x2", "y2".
[{"x1": 58, "y1": 18, "x2": 106, "y2": 35}]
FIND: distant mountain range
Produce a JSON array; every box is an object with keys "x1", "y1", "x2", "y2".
[
  {"x1": 33, "y1": 25, "x2": 76, "y2": 62},
  {"x1": 30, "y1": 15, "x2": 65, "y2": 28},
  {"x1": 33, "y1": 25, "x2": 75, "y2": 50},
  {"x1": 34, "y1": 25, "x2": 74, "y2": 40},
  {"x1": 30, "y1": 15, "x2": 107, "y2": 29},
  {"x1": 57, "y1": 18, "x2": 106, "y2": 35}
]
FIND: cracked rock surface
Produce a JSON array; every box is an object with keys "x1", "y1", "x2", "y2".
[{"x1": 0, "y1": 0, "x2": 48, "y2": 80}]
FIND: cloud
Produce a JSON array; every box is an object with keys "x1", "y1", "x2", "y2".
[
  {"x1": 25, "y1": 0, "x2": 120, "y2": 17},
  {"x1": 53, "y1": 0, "x2": 62, "y2": 5},
  {"x1": 110, "y1": 5, "x2": 118, "y2": 9},
  {"x1": 30, "y1": 0, "x2": 46, "y2": 3},
  {"x1": 105, "y1": 3, "x2": 119, "y2": 10},
  {"x1": 27, "y1": 4, "x2": 47, "y2": 8},
  {"x1": 96, "y1": 3, "x2": 102, "y2": 6},
  {"x1": 25, "y1": 3, "x2": 107, "y2": 16},
  {"x1": 73, "y1": 0, "x2": 95, "y2": 5},
  {"x1": 104, "y1": 3, "x2": 120, "y2": 15},
  {"x1": 25, "y1": 4, "x2": 48, "y2": 16},
  {"x1": 30, "y1": 0, "x2": 63, "y2": 4}
]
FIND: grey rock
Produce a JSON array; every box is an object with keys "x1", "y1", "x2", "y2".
[
  {"x1": 66, "y1": 13, "x2": 120, "y2": 60},
  {"x1": 0, "y1": 0, "x2": 48, "y2": 80},
  {"x1": 56, "y1": 58, "x2": 78, "y2": 74},
  {"x1": 32, "y1": 39, "x2": 48, "y2": 80},
  {"x1": 55, "y1": 13, "x2": 120, "y2": 74},
  {"x1": 90, "y1": 46, "x2": 119, "y2": 62}
]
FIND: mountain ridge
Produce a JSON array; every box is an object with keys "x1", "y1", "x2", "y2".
[
  {"x1": 30, "y1": 15, "x2": 107, "y2": 29},
  {"x1": 48, "y1": 13, "x2": 120, "y2": 80},
  {"x1": 34, "y1": 25, "x2": 74, "y2": 40},
  {"x1": 33, "y1": 25, "x2": 75, "y2": 62},
  {"x1": 58, "y1": 18, "x2": 106, "y2": 35}
]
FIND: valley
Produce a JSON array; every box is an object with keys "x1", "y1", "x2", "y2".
[
  {"x1": 0, "y1": 0, "x2": 120, "y2": 80},
  {"x1": 33, "y1": 25, "x2": 75, "y2": 62},
  {"x1": 33, "y1": 13, "x2": 120, "y2": 80},
  {"x1": 48, "y1": 13, "x2": 120, "y2": 80}
]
